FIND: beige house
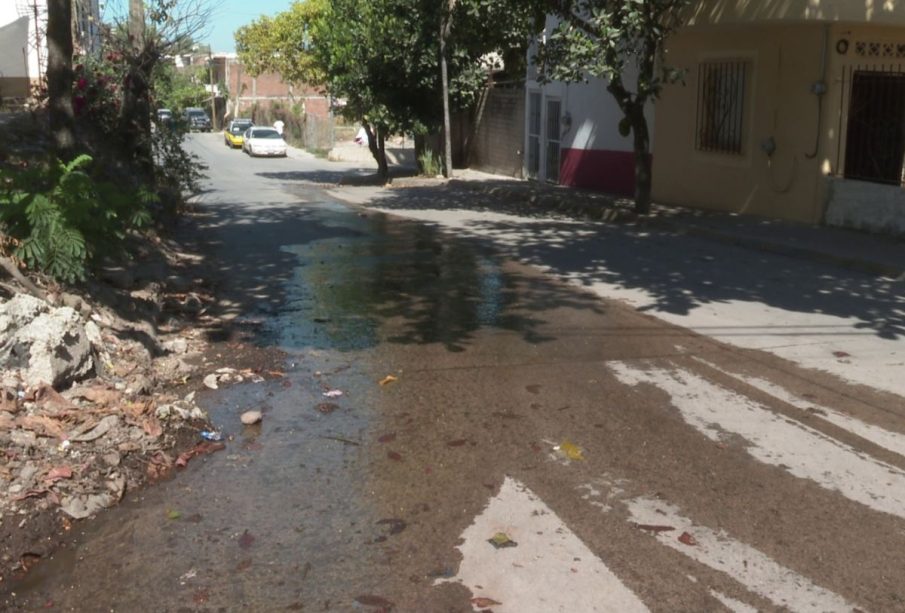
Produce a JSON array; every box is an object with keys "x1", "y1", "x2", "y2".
[{"x1": 652, "y1": 0, "x2": 905, "y2": 234}]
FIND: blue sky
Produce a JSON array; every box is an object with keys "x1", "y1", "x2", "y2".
[
  {"x1": 205, "y1": 0, "x2": 291, "y2": 53},
  {"x1": 102, "y1": 0, "x2": 291, "y2": 54}
]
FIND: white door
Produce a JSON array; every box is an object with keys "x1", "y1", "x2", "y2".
[
  {"x1": 527, "y1": 92, "x2": 542, "y2": 179},
  {"x1": 526, "y1": 92, "x2": 562, "y2": 183},
  {"x1": 545, "y1": 98, "x2": 561, "y2": 184}
]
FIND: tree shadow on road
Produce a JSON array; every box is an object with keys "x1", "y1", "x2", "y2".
[
  {"x1": 255, "y1": 165, "x2": 418, "y2": 188},
  {"x1": 185, "y1": 192, "x2": 608, "y2": 353},
  {"x1": 361, "y1": 183, "x2": 905, "y2": 341}
]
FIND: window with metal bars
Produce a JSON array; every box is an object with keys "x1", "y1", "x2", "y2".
[{"x1": 696, "y1": 60, "x2": 749, "y2": 155}]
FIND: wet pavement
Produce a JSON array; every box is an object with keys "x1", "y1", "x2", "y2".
[{"x1": 5, "y1": 135, "x2": 905, "y2": 612}]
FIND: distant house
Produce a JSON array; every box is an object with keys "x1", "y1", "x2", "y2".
[
  {"x1": 208, "y1": 54, "x2": 330, "y2": 121},
  {"x1": 0, "y1": 0, "x2": 102, "y2": 101},
  {"x1": 654, "y1": 1, "x2": 905, "y2": 234}
]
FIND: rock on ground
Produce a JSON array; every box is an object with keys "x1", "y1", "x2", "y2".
[{"x1": 0, "y1": 294, "x2": 99, "y2": 388}]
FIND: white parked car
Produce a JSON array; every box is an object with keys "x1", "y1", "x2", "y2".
[{"x1": 242, "y1": 127, "x2": 287, "y2": 157}]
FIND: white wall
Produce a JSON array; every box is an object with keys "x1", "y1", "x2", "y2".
[
  {"x1": 825, "y1": 178, "x2": 905, "y2": 236},
  {"x1": 0, "y1": 0, "x2": 101, "y2": 83},
  {"x1": 525, "y1": 17, "x2": 655, "y2": 155},
  {"x1": 0, "y1": 1, "x2": 45, "y2": 82},
  {"x1": 0, "y1": 16, "x2": 29, "y2": 79}
]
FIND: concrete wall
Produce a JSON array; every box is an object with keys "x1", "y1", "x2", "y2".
[
  {"x1": 825, "y1": 178, "x2": 905, "y2": 235},
  {"x1": 524, "y1": 14, "x2": 654, "y2": 195},
  {"x1": 0, "y1": 0, "x2": 100, "y2": 94},
  {"x1": 0, "y1": 16, "x2": 29, "y2": 94},
  {"x1": 652, "y1": 23, "x2": 829, "y2": 222},
  {"x1": 214, "y1": 56, "x2": 329, "y2": 121},
  {"x1": 686, "y1": 0, "x2": 905, "y2": 27},
  {"x1": 525, "y1": 72, "x2": 653, "y2": 195},
  {"x1": 0, "y1": 77, "x2": 30, "y2": 99},
  {"x1": 0, "y1": 2, "x2": 43, "y2": 85},
  {"x1": 653, "y1": 20, "x2": 905, "y2": 228},
  {"x1": 467, "y1": 87, "x2": 525, "y2": 178}
]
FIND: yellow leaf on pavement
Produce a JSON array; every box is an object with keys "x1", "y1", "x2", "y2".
[{"x1": 558, "y1": 440, "x2": 585, "y2": 461}]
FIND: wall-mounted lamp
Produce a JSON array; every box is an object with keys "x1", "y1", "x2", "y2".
[{"x1": 561, "y1": 111, "x2": 572, "y2": 132}]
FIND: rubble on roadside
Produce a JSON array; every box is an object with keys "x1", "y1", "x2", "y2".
[
  {"x1": 0, "y1": 294, "x2": 99, "y2": 389},
  {"x1": 0, "y1": 286, "x2": 217, "y2": 579},
  {"x1": 0, "y1": 229, "x2": 288, "y2": 582}
]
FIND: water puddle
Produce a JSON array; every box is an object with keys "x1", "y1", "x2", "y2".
[{"x1": 3, "y1": 199, "x2": 518, "y2": 610}]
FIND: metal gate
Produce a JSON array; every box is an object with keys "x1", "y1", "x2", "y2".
[{"x1": 839, "y1": 66, "x2": 905, "y2": 185}]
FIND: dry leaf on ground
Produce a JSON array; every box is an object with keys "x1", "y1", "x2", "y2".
[
  {"x1": 472, "y1": 597, "x2": 502, "y2": 607},
  {"x1": 43, "y1": 465, "x2": 73, "y2": 484},
  {"x1": 18, "y1": 414, "x2": 68, "y2": 439}
]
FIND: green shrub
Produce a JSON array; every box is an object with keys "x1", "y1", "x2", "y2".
[
  {"x1": 418, "y1": 149, "x2": 441, "y2": 176},
  {"x1": 153, "y1": 123, "x2": 205, "y2": 197},
  {"x1": 0, "y1": 155, "x2": 153, "y2": 282}
]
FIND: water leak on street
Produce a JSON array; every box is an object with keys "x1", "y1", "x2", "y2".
[{"x1": 3, "y1": 195, "x2": 528, "y2": 611}]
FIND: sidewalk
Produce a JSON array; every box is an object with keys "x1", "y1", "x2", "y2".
[
  {"x1": 288, "y1": 147, "x2": 904, "y2": 280},
  {"x1": 323, "y1": 164, "x2": 905, "y2": 398},
  {"x1": 442, "y1": 169, "x2": 905, "y2": 280}
]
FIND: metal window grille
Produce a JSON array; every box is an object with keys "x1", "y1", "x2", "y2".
[
  {"x1": 696, "y1": 60, "x2": 748, "y2": 155},
  {"x1": 839, "y1": 66, "x2": 905, "y2": 185}
]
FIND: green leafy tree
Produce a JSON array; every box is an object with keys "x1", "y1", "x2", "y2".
[
  {"x1": 314, "y1": 0, "x2": 448, "y2": 181},
  {"x1": 235, "y1": 0, "x2": 327, "y2": 86},
  {"x1": 440, "y1": 0, "x2": 547, "y2": 176},
  {"x1": 235, "y1": 0, "x2": 543, "y2": 180},
  {"x1": 103, "y1": 0, "x2": 213, "y2": 177},
  {"x1": 153, "y1": 62, "x2": 209, "y2": 111},
  {"x1": 537, "y1": 0, "x2": 688, "y2": 214}
]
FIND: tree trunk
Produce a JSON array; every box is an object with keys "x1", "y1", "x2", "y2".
[
  {"x1": 121, "y1": 0, "x2": 153, "y2": 177},
  {"x1": 46, "y1": 0, "x2": 75, "y2": 156},
  {"x1": 364, "y1": 122, "x2": 389, "y2": 183},
  {"x1": 439, "y1": 0, "x2": 455, "y2": 178},
  {"x1": 377, "y1": 130, "x2": 388, "y2": 182},
  {"x1": 629, "y1": 106, "x2": 652, "y2": 215}
]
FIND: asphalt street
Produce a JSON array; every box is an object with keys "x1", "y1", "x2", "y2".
[{"x1": 9, "y1": 133, "x2": 905, "y2": 612}]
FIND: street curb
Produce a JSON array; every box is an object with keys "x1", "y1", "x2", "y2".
[
  {"x1": 450, "y1": 179, "x2": 905, "y2": 280},
  {"x1": 645, "y1": 219, "x2": 905, "y2": 280}
]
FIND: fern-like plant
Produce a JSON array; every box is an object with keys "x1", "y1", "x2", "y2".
[{"x1": 0, "y1": 155, "x2": 156, "y2": 283}]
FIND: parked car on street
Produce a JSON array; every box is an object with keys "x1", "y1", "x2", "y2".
[
  {"x1": 242, "y1": 127, "x2": 287, "y2": 157},
  {"x1": 224, "y1": 119, "x2": 254, "y2": 148},
  {"x1": 156, "y1": 108, "x2": 173, "y2": 125},
  {"x1": 183, "y1": 107, "x2": 211, "y2": 132}
]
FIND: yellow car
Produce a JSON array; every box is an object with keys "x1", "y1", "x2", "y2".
[{"x1": 224, "y1": 119, "x2": 254, "y2": 148}]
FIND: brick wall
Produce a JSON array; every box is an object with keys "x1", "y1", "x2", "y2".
[
  {"x1": 466, "y1": 87, "x2": 525, "y2": 178},
  {"x1": 213, "y1": 56, "x2": 329, "y2": 120}
]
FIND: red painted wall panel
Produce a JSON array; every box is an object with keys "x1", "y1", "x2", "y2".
[{"x1": 559, "y1": 148, "x2": 645, "y2": 197}]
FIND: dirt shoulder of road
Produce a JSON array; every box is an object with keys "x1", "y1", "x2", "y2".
[{"x1": 0, "y1": 218, "x2": 287, "y2": 585}]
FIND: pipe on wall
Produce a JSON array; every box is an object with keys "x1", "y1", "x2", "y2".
[{"x1": 805, "y1": 24, "x2": 831, "y2": 159}]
